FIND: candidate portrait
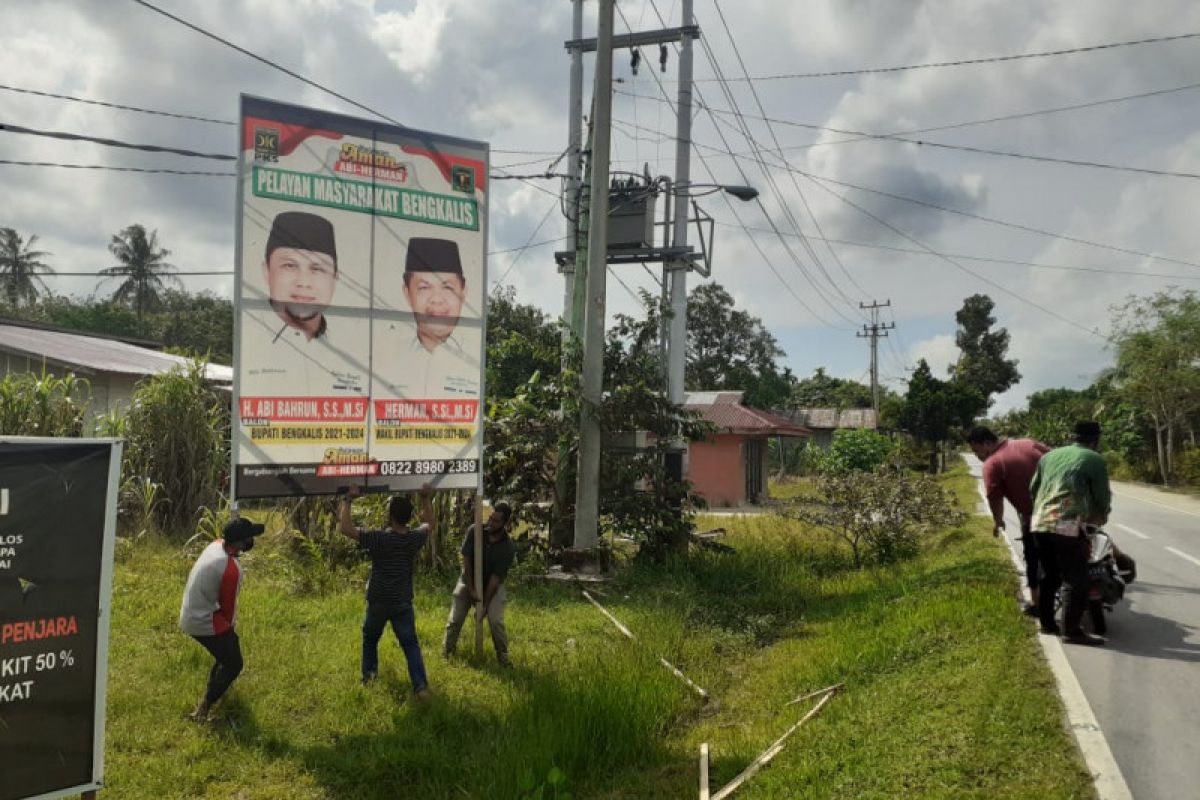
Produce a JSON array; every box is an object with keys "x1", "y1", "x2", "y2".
[
  {"x1": 402, "y1": 237, "x2": 467, "y2": 355},
  {"x1": 262, "y1": 211, "x2": 339, "y2": 341}
]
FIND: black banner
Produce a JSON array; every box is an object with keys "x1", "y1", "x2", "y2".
[{"x1": 0, "y1": 440, "x2": 118, "y2": 800}]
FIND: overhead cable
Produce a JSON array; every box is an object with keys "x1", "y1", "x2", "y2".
[
  {"x1": 0, "y1": 83, "x2": 234, "y2": 126},
  {"x1": 694, "y1": 30, "x2": 1200, "y2": 81},
  {"x1": 611, "y1": 116, "x2": 1200, "y2": 270},
  {"x1": 0, "y1": 159, "x2": 234, "y2": 176},
  {"x1": 0, "y1": 122, "x2": 236, "y2": 161},
  {"x1": 615, "y1": 80, "x2": 1200, "y2": 154}
]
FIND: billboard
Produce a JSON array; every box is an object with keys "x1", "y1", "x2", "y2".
[
  {"x1": 233, "y1": 96, "x2": 488, "y2": 498},
  {"x1": 0, "y1": 439, "x2": 121, "y2": 800}
]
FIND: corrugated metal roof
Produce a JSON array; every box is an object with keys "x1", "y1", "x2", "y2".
[
  {"x1": 0, "y1": 323, "x2": 232, "y2": 383},
  {"x1": 684, "y1": 391, "x2": 811, "y2": 436},
  {"x1": 777, "y1": 408, "x2": 878, "y2": 430}
]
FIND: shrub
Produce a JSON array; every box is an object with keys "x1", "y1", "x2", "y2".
[
  {"x1": 820, "y1": 428, "x2": 894, "y2": 474},
  {"x1": 783, "y1": 465, "x2": 966, "y2": 567},
  {"x1": 0, "y1": 370, "x2": 90, "y2": 436},
  {"x1": 123, "y1": 360, "x2": 226, "y2": 533}
]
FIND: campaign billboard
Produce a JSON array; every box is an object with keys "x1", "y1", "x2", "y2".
[
  {"x1": 0, "y1": 439, "x2": 121, "y2": 800},
  {"x1": 233, "y1": 96, "x2": 488, "y2": 498}
]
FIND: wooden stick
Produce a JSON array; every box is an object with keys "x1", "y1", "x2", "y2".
[
  {"x1": 473, "y1": 494, "x2": 484, "y2": 657},
  {"x1": 699, "y1": 743, "x2": 710, "y2": 800},
  {"x1": 582, "y1": 590, "x2": 709, "y2": 699},
  {"x1": 582, "y1": 589, "x2": 635, "y2": 640},
  {"x1": 784, "y1": 682, "x2": 844, "y2": 707},
  {"x1": 661, "y1": 656, "x2": 710, "y2": 701},
  {"x1": 711, "y1": 688, "x2": 838, "y2": 800}
]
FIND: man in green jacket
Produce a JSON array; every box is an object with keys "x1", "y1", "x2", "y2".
[{"x1": 1030, "y1": 421, "x2": 1112, "y2": 646}]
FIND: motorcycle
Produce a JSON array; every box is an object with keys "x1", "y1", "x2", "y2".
[{"x1": 1079, "y1": 525, "x2": 1136, "y2": 635}]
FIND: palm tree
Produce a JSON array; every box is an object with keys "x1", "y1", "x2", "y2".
[
  {"x1": 0, "y1": 227, "x2": 54, "y2": 308},
  {"x1": 100, "y1": 224, "x2": 181, "y2": 318}
]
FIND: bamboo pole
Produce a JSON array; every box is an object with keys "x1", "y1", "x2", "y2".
[
  {"x1": 711, "y1": 688, "x2": 838, "y2": 800},
  {"x1": 582, "y1": 590, "x2": 709, "y2": 700},
  {"x1": 699, "y1": 743, "x2": 710, "y2": 800},
  {"x1": 784, "y1": 683, "x2": 844, "y2": 707},
  {"x1": 473, "y1": 494, "x2": 484, "y2": 657}
]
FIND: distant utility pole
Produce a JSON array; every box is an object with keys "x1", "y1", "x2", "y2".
[{"x1": 857, "y1": 300, "x2": 895, "y2": 415}]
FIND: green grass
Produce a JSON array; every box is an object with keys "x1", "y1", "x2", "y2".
[{"x1": 91, "y1": 464, "x2": 1093, "y2": 799}]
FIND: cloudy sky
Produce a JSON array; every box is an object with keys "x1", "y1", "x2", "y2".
[{"x1": 4, "y1": 0, "x2": 1200, "y2": 410}]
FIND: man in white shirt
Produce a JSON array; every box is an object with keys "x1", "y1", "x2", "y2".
[{"x1": 179, "y1": 517, "x2": 264, "y2": 721}]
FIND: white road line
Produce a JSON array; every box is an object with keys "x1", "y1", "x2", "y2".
[
  {"x1": 973, "y1": 471, "x2": 1133, "y2": 800},
  {"x1": 1111, "y1": 488, "x2": 1200, "y2": 518},
  {"x1": 1165, "y1": 546, "x2": 1200, "y2": 568},
  {"x1": 1114, "y1": 523, "x2": 1150, "y2": 541}
]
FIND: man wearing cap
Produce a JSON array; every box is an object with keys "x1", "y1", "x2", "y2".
[
  {"x1": 967, "y1": 426, "x2": 1050, "y2": 615},
  {"x1": 381, "y1": 237, "x2": 480, "y2": 399},
  {"x1": 242, "y1": 210, "x2": 365, "y2": 395},
  {"x1": 1030, "y1": 421, "x2": 1112, "y2": 646},
  {"x1": 179, "y1": 517, "x2": 264, "y2": 720}
]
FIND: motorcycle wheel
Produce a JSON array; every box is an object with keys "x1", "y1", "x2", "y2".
[{"x1": 1088, "y1": 600, "x2": 1107, "y2": 635}]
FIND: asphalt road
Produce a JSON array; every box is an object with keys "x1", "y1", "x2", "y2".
[{"x1": 970, "y1": 456, "x2": 1200, "y2": 800}]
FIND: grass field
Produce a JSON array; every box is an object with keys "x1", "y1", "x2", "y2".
[{"x1": 91, "y1": 463, "x2": 1095, "y2": 799}]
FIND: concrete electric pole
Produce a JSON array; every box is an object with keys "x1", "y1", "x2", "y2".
[
  {"x1": 561, "y1": 1, "x2": 708, "y2": 551},
  {"x1": 664, "y1": 0, "x2": 696, "y2": 486},
  {"x1": 857, "y1": 300, "x2": 895, "y2": 415},
  {"x1": 572, "y1": 0, "x2": 615, "y2": 551}
]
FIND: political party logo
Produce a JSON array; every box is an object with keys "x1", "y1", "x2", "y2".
[
  {"x1": 254, "y1": 126, "x2": 280, "y2": 162},
  {"x1": 451, "y1": 165, "x2": 475, "y2": 194},
  {"x1": 334, "y1": 143, "x2": 411, "y2": 185}
]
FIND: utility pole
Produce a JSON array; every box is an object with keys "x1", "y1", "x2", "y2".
[
  {"x1": 857, "y1": 300, "x2": 895, "y2": 414},
  {"x1": 572, "y1": 0, "x2": 614, "y2": 551},
  {"x1": 664, "y1": 0, "x2": 696, "y2": 487},
  {"x1": 560, "y1": 2, "x2": 703, "y2": 551},
  {"x1": 563, "y1": 0, "x2": 585, "y2": 344}
]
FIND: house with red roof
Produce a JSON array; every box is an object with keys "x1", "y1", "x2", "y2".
[{"x1": 683, "y1": 391, "x2": 811, "y2": 507}]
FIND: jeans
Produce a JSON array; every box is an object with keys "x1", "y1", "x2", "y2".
[
  {"x1": 1036, "y1": 531, "x2": 1090, "y2": 635},
  {"x1": 192, "y1": 629, "x2": 243, "y2": 706},
  {"x1": 362, "y1": 602, "x2": 428, "y2": 692},
  {"x1": 443, "y1": 580, "x2": 508, "y2": 662}
]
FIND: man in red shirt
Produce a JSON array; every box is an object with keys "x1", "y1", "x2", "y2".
[{"x1": 968, "y1": 427, "x2": 1051, "y2": 614}]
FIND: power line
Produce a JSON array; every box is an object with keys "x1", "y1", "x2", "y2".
[
  {"x1": 46, "y1": 270, "x2": 233, "y2": 277},
  {"x1": 802, "y1": 171, "x2": 1109, "y2": 340},
  {"x1": 0, "y1": 83, "x2": 235, "y2": 126},
  {"x1": 129, "y1": 0, "x2": 407, "y2": 128},
  {"x1": 0, "y1": 80, "x2": 560, "y2": 156},
  {"x1": 615, "y1": 79, "x2": 1200, "y2": 154},
  {"x1": 608, "y1": 116, "x2": 1200, "y2": 270},
  {"x1": 490, "y1": 200, "x2": 560, "y2": 288},
  {"x1": 627, "y1": 0, "x2": 852, "y2": 330},
  {"x1": 693, "y1": 30, "x2": 1200, "y2": 81},
  {"x1": 710, "y1": 0, "x2": 870, "y2": 300},
  {"x1": 0, "y1": 159, "x2": 234, "y2": 176},
  {"x1": 616, "y1": 106, "x2": 1200, "y2": 181},
  {"x1": 1, "y1": 122, "x2": 236, "y2": 161},
  {"x1": 691, "y1": 38, "x2": 864, "y2": 315},
  {"x1": 709, "y1": 220, "x2": 1200, "y2": 281}
]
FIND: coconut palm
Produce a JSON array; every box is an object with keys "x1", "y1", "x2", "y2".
[
  {"x1": 0, "y1": 227, "x2": 54, "y2": 308},
  {"x1": 100, "y1": 224, "x2": 181, "y2": 318}
]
